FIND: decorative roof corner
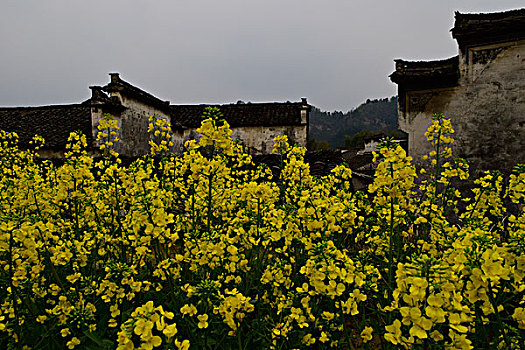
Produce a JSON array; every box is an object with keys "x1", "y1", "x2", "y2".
[
  {"x1": 102, "y1": 73, "x2": 172, "y2": 114},
  {"x1": 81, "y1": 86, "x2": 126, "y2": 113},
  {"x1": 389, "y1": 56, "x2": 459, "y2": 90},
  {"x1": 451, "y1": 8, "x2": 525, "y2": 49}
]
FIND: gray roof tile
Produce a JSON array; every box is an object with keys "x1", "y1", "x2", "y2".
[
  {"x1": 0, "y1": 105, "x2": 92, "y2": 149},
  {"x1": 170, "y1": 102, "x2": 307, "y2": 128}
]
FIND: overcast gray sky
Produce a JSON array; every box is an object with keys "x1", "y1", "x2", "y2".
[{"x1": 1, "y1": 1, "x2": 523, "y2": 111}]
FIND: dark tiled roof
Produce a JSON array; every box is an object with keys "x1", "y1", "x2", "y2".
[
  {"x1": 0, "y1": 105, "x2": 92, "y2": 150},
  {"x1": 342, "y1": 152, "x2": 375, "y2": 171},
  {"x1": 170, "y1": 102, "x2": 308, "y2": 128},
  {"x1": 389, "y1": 56, "x2": 459, "y2": 89},
  {"x1": 451, "y1": 8, "x2": 525, "y2": 48}
]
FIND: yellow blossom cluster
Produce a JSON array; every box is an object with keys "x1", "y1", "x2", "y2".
[
  {"x1": 0, "y1": 109, "x2": 523, "y2": 349},
  {"x1": 147, "y1": 114, "x2": 174, "y2": 156},
  {"x1": 117, "y1": 301, "x2": 181, "y2": 350},
  {"x1": 97, "y1": 114, "x2": 120, "y2": 157}
]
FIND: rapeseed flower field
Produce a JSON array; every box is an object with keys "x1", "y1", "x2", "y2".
[{"x1": 0, "y1": 109, "x2": 523, "y2": 349}]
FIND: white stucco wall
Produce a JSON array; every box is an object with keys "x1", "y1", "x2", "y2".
[
  {"x1": 175, "y1": 124, "x2": 307, "y2": 155},
  {"x1": 230, "y1": 125, "x2": 307, "y2": 154},
  {"x1": 92, "y1": 92, "x2": 179, "y2": 157}
]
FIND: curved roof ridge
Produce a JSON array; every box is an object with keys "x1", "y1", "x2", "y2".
[
  {"x1": 393, "y1": 55, "x2": 459, "y2": 67},
  {"x1": 454, "y1": 8, "x2": 525, "y2": 20}
]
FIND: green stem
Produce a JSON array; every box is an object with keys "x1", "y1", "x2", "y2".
[
  {"x1": 237, "y1": 327, "x2": 243, "y2": 350},
  {"x1": 433, "y1": 126, "x2": 442, "y2": 200},
  {"x1": 340, "y1": 303, "x2": 355, "y2": 350},
  {"x1": 8, "y1": 226, "x2": 21, "y2": 347},
  {"x1": 487, "y1": 287, "x2": 510, "y2": 348},
  {"x1": 207, "y1": 172, "x2": 214, "y2": 235}
]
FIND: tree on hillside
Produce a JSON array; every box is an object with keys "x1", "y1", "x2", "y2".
[{"x1": 308, "y1": 96, "x2": 399, "y2": 148}]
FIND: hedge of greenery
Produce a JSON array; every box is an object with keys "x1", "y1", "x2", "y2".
[{"x1": 0, "y1": 109, "x2": 523, "y2": 349}]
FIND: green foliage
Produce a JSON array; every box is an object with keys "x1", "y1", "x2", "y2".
[{"x1": 307, "y1": 138, "x2": 331, "y2": 151}]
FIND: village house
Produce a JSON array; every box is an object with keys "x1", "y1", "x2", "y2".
[
  {"x1": 390, "y1": 8, "x2": 525, "y2": 172},
  {"x1": 0, "y1": 73, "x2": 310, "y2": 157}
]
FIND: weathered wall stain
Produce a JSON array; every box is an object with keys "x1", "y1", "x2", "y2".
[{"x1": 391, "y1": 9, "x2": 525, "y2": 173}]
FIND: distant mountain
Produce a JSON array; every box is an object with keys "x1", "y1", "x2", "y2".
[{"x1": 309, "y1": 97, "x2": 398, "y2": 148}]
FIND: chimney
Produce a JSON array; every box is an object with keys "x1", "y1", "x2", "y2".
[
  {"x1": 301, "y1": 97, "x2": 308, "y2": 106},
  {"x1": 109, "y1": 73, "x2": 120, "y2": 83},
  {"x1": 89, "y1": 86, "x2": 106, "y2": 101}
]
